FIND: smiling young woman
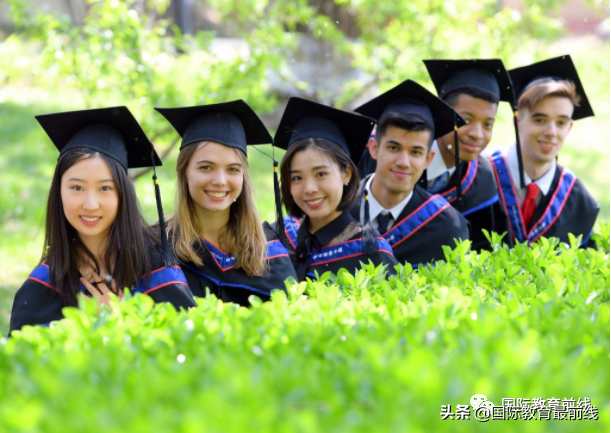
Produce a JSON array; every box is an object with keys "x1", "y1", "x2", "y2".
[
  {"x1": 275, "y1": 97, "x2": 398, "y2": 282},
  {"x1": 156, "y1": 100, "x2": 296, "y2": 306},
  {"x1": 9, "y1": 107, "x2": 196, "y2": 335}
]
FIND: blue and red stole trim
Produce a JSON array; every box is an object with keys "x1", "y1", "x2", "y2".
[
  {"x1": 440, "y1": 159, "x2": 478, "y2": 203},
  {"x1": 200, "y1": 237, "x2": 290, "y2": 272},
  {"x1": 134, "y1": 266, "x2": 188, "y2": 294},
  {"x1": 28, "y1": 263, "x2": 188, "y2": 296},
  {"x1": 28, "y1": 263, "x2": 61, "y2": 293},
  {"x1": 490, "y1": 150, "x2": 576, "y2": 244},
  {"x1": 383, "y1": 194, "x2": 451, "y2": 248},
  {"x1": 283, "y1": 216, "x2": 301, "y2": 251},
  {"x1": 306, "y1": 237, "x2": 394, "y2": 267},
  {"x1": 283, "y1": 215, "x2": 394, "y2": 266}
]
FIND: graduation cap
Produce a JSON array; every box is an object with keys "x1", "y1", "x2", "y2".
[
  {"x1": 353, "y1": 79, "x2": 465, "y2": 140},
  {"x1": 36, "y1": 106, "x2": 173, "y2": 265},
  {"x1": 354, "y1": 79, "x2": 468, "y2": 201},
  {"x1": 273, "y1": 98, "x2": 374, "y2": 243},
  {"x1": 508, "y1": 55, "x2": 594, "y2": 120},
  {"x1": 155, "y1": 100, "x2": 291, "y2": 250},
  {"x1": 154, "y1": 99, "x2": 273, "y2": 154},
  {"x1": 422, "y1": 60, "x2": 519, "y2": 191},
  {"x1": 35, "y1": 106, "x2": 161, "y2": 170},
  {"x1": 273, "y1": 97, "x2": 375, "y2": 163},
  {"x1": 506, "y1": 55, "x2": 592, "y2": 188},
  {"x1": 423, "y1": 58, "x2": 514, "y2": 103}
]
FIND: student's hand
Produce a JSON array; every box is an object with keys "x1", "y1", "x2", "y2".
[{"x1": 80, "y1": 272, "x2": 123, "y2": 310}]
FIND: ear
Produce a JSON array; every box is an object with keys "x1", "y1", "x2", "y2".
[
  {"x1": 568, "y1": 119, "x2": 574, "y2": 132},
  {"x1": 424, "y1": 149, "x2": 435, "y2": 168},
  {"x1": 342, "y1": 165, "x2": 352, "y2": 186},
  {"x1": 368, "y1": 137, "x2": 380, "y2": 160}
]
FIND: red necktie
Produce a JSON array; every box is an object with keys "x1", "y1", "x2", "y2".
[{"x1": 521, "y1": 183, "x2": 539, "y2": 230}]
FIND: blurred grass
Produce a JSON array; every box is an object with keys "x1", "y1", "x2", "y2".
[{"x1": 0, "y1": 37, "x2": 608, "y2": 336}]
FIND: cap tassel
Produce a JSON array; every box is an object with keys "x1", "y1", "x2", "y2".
[
  {"x1": 151, "y1": 150, "x2": 172, "y2": 267},
  {"x1": 454, "y1": 120, "x2": 462, "y2": 203},
  {"x1": 273, "y1": 160, "x2": 290, "y2": 250},
  {"x1": 363, "y1": 189, "x2": 371, "y2": 225},
  {"x1": 513, "y1": 108, "x2": 526, "y2": 188}
]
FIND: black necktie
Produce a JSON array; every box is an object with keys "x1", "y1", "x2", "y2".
[
  {"x1": 295, "y1": 235, "x2": 314, "y2": 281},
  {"x1": 376, "y1": 211, "x2": 393, "y2": 234}
]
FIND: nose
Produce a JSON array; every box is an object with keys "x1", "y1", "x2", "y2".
[
  {"x1": 466, "y1": 122, "x2": 484, "y2": 140},
  {"x1": 83, "y1": 191, "x2": 100, "y2": 210},
  {"x1": 211, "y1": 170, "x2": 226, "y2": 186},
  {"x1": 395, "y1": 150, "x2": 411, "y2": 169},
  {"x1": 543, "y1": 121, "x2": 557, "y2": 137},
  {"x1": 303, "y1": 177, "x2": 318, "y2": 195}
]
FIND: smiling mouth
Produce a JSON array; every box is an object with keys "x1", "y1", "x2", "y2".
[
  {"x1": 461, "y1": 142, "x2": 482, "y2": 151},
  {"x1": 538, "y1": 141, "x2": 556, "y2": 151},
  {"x1": 81, "y1": 216, "x2": 101, "y2": 222},
  {"x1": 305, "y1": 198, "x2": 325, "y2": 208},
  {"x1": 206, "y1": 191, "x2": 229, "y2": 198},
  {"x1": 391, "y1": 170, "x2": 411, "y2": 177}
]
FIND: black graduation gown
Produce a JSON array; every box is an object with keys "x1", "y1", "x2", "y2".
[
  {"x1": 9, "y1": 247, "x2": 196, "y2": 335},
  {"x1": 490, "y1": 150, "x2": 599, "y2": 248},
  {"x1": 350, "y1": 177, "x2": 470, "y2": 267},
  {"x1": 282, "y1": 211, "x2": 398, "y2": 281},
  {"x1": 434, "y1": 155, "x2": 513, "y2": 251},
  {"x1": 180, "y1": 223, "x2": 295, "y2": 306}
]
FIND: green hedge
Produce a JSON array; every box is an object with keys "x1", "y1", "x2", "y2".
[{"x1": 1, "y1": 231, "x2": 609, "y2": 433}]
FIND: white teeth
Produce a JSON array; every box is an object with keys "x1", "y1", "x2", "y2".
[
  {"x1": 81, "y1": 216, "x2": 100, "y2": 222},
  {"x1": 207, "y1": 191, "x2": 228, "y2": 197},
  {"x1": 307, "y1": 198, "x2": 324, "y2": 205}
]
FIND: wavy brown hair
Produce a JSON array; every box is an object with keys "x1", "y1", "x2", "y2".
[
  {"x1": 168, "y1": 141, "x2": 268, "y2": 276},
  {"x1": 43, "y1": 148, "x2": 156, "y2": 306}
]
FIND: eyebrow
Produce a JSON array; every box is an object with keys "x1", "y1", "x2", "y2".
[
  {"x1": 195, "y1": 160, "x2": 242, "y2": 166},
  {"x1": 385, "y1": 140, "x2": 426, "y2": 150},
  {"x1": 66, "y1": 178, "x2": 114, "y2": 183},
  {"x1": 531, "y1": 112, "x2": 571, "y2": 120},
  {"x1": 289, "y1": 165, "x2": 331, "y2": 173},
  {"x1": 460, "y1": 111, "x2": 495, "y2": 121}
]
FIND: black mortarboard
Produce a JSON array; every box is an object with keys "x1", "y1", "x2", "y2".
[
  {"x1": 355, "y1": 79, "x2": 467, "y2": 201},
  {"x1": 422, "y1": 60, "x2": 517, "y2": 190},
  {"x1": 35, "y1": 106, "x2": 161, "y2": 170},
  {"x1": 273, "y1": 97, "x2": 375, "y2": 162},
  {"x1": 353, "y1": 79, "x2": 465, "y2": 139},
  {"x1": 508, "y1": 55, "x2": 594, "y2": 120},
  {"x1": 423, "y1": 58, "x2": 513, "y2": 103},
  {"x1": 36, "y1": 106, "x2": 173, "y2": 264},
  {"x1": 154, "y1": 100, "x2": 273, "y2": 154}
]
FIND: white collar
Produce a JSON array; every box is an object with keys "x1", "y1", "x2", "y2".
[
  {"x1": 506, "y1": 145, "x2": 556, "y2": 196},
  {"x1": 365, "y1": 174, "x2": 413, "y2": 221},
  {"x1": 426, "y1": 140, "x2": 456, "y2": 181}
]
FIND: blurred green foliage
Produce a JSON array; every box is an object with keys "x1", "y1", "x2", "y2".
[{"x1": 1, "y1": 237, "x2": 609, "y2": 432}]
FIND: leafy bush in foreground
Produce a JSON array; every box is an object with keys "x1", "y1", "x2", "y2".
[{"x1": 1, "y1": 237, "x2": 609, "y2": 433}]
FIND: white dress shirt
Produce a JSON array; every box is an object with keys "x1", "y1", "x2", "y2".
[
  {"x1": 426, "y1": 140, "x2": 456, "y2": 186},
  {"x1": 360, "y1": 174, "x2": 413, "y2": 230},
  {"x1": 506, "y1": 144, "x2": 556, "y2": 205}
]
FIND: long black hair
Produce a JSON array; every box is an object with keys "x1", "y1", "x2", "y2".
[{"x1": 42, "y1": 148, "x2": 156, "y2": 306}]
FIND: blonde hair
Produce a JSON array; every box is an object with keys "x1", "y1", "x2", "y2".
[{"x1": 168, "y1": 141, "x2": 268, "y2": 276}]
